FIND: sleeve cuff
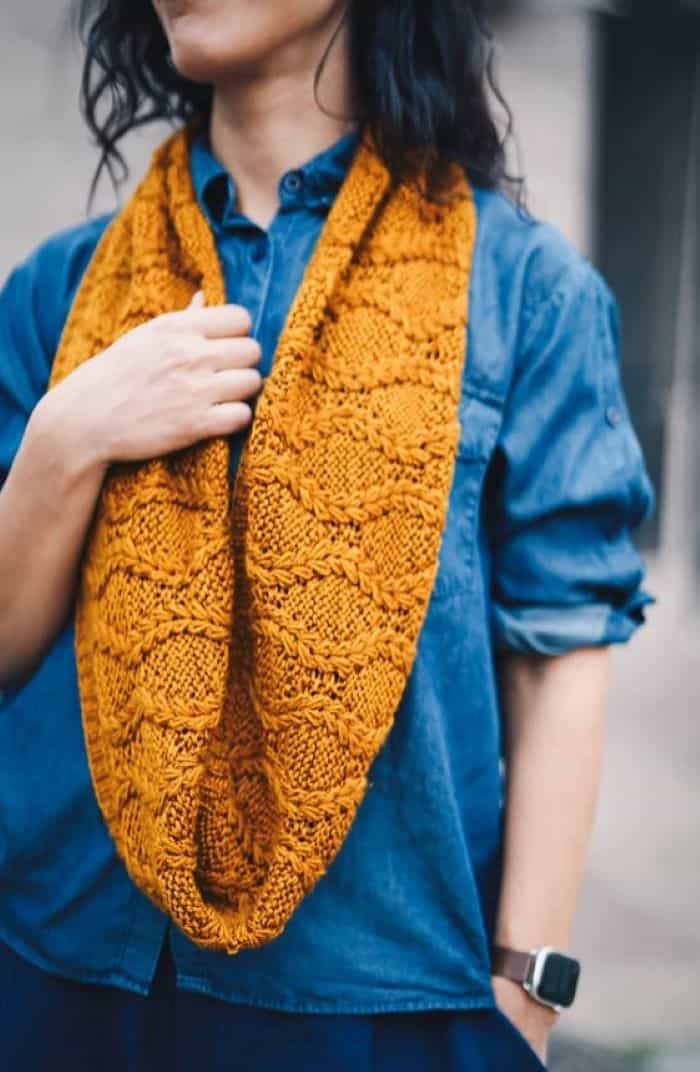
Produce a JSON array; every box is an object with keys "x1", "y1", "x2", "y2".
[{"x1": 491, "y1": 590, "x2": 656, "y2": 656}]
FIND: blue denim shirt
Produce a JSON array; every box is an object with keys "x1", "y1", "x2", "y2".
[{"x1": 0, "y1": 130, "x2": 654, "y2": 1012}]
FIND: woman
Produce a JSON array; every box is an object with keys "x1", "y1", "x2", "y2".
[{"x1": 0, "y1": 1, "x2": 654, "y2": 1069}]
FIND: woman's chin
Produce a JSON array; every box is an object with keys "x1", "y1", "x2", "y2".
[{"x1": 168, "y1": 32, "x2": 266, "y2": 85}]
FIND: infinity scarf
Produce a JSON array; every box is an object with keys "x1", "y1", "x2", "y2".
[{"x1": 48, "y1": 127, "x2": 476, "y2": 951}]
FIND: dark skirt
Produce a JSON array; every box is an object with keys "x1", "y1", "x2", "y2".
[{"x1": 0, "y1": 936, "x2": 546, "y2": 1071}]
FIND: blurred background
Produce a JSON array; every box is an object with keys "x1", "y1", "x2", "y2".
[{"x1": 0, "y1": 1, "x2": 697, "y2": 1069}]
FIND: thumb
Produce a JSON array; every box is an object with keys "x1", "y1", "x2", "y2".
[{"x1": 188, "y1": 290, "x2": 206, "y2": 309}]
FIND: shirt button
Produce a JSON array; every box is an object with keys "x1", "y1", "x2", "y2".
[
  {"x1": 282, "y1": 170, "x2": 304, "y2": 194},
  {"x1": 250, "y1": 238, "x2": 267, "y2": 264},
  {"x1": 606, "y1": 405, "x2": 623, "y2": 427}
]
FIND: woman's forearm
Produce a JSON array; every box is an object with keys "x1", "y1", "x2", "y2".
[
  {"x1": 490, "y1": 647, "x2": 610, "y2": 1059},
  {"x1": 494, "y1": 646, "x2": 610, "y2": 952},
  {"x1": 0, "y1": 395, "x2": 108, "y2": 689}
]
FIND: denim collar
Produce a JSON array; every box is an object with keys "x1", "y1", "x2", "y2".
[{"x1": 190, "y1": 126, "x2": 361, "y2": 228}]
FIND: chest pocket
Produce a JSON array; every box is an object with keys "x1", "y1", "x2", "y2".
[{"x1": 430, "y1": 388, "x2": 503, "y2": 601}]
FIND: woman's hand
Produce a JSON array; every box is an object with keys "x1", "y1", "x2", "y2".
[
  {"x1": 40, "y1": 292, "x2": 263, "y2": 469},
  {"x1": 0, "y1": 294, "x2": 262, "y2": 689},
  {"x1": 492, "y1": 975, "x2": 557, "y2": 1066}
]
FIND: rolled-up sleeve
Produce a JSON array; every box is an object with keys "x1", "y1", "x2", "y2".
[
  {"x1": 0, "y1": 261, "x2": 52, "y2": 484},
  {"x1": 0, "y1": 215, "x2": 112, "y2": 487},
  {"x1": 486, "y1": 260, "x2": 656, "y2": 656}
]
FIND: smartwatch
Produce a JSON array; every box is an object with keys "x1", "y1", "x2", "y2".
[{"x1": 491, "y1": 945, "x2": 581, "y2": 1012}]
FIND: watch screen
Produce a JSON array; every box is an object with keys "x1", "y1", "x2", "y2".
[{"x1": 538, "y1": 954, "x2": 580, "y2": 1007}]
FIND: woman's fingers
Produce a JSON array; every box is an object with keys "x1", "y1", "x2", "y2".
[
  {"x1": 204, "y1": 335, "x2": 262, "y2": 371},
  {"x1": 208, "y1": 367, "x2": 263, "y2": 405},
  {"x1": 203, "y1": 400, "x2": 255, "y2": 438},
  {"x1": 182, "y1": 303, "x2": 252, "y2": 338},
  {"x1": 157, "y1": 302, "x2": 251, "y2": 338}
]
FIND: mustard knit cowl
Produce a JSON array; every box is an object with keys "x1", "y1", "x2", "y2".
[{"x1": 47, "y1": 128, "x2": 476, "y2": 953}]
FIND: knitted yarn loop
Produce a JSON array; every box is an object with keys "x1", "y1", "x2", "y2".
[{"x1": 48, "y1": 128, "x2": 476, "y2": 952}]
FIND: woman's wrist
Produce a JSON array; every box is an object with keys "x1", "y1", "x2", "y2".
[
  {"x1": 492, "y1": 975, "x2": 559, "y2": 1026},
  {"x1": 29, "y1": 389, "x2": 111, "y2": 481}
]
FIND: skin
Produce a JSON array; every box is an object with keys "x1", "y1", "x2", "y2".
[
  {"x1": 153, "y1": 0, "x2": 354, "y2": 227},
  {"x1": 494, "y1": 648, "x2": 609, "y2": 1063},
  {"x1": 0, "y1": 3, "x2": 610, "y2": 1063}
]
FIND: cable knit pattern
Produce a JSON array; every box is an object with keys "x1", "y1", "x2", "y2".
[{"x1": 48, "y1": 128, "x2": 476, "y2": 951}]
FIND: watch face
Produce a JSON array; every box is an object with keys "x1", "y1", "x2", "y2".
[{"x1": 537, "y1": 953, "x2": 580, "y2": 1008}]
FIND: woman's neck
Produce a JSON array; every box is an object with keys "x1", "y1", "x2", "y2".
[{"x1": 209, "y1": 19, "x2": 356, "y2": 229}]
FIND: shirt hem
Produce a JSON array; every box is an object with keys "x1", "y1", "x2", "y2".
[
  {"x1": 173, "y1": 973, "x2": 496, "y2": 1015},
  {"x1": 0, "y1": 922, "x2": 151, "y2": 996},
  {"x1": 0, "y1": 922, "x2": 498, "y2": 1015}
]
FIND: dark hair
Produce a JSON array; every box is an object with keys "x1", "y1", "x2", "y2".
[{"x1": 75, "y1": 0, "x2": 522, "y2": 203}]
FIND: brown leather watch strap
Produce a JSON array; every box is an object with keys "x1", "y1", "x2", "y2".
[{"x1": 491, "y1": 944, "x2": 536, "y2": 985}]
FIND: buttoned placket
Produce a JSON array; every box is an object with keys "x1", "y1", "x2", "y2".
[{"x1": 212, "y1": 175, "x2": 309, "y2": 479}]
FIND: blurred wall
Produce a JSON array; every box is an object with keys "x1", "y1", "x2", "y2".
[
  {"x1": 0, "y1": 5, "x2": 163, "y2": 277},
  {"x1": 493, "y1": 7, "x2": 597, "y2": 255}
]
